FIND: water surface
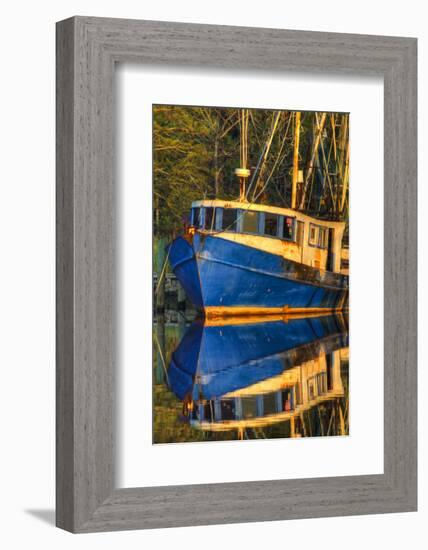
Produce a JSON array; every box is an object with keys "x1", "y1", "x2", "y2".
[{"x1": 153, "y1": 312, "x2": 349, "y2": 444}]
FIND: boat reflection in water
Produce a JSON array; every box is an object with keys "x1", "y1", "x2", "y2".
[{"x1": 153, "y1": 313, "x2": 349, "y2": 443}]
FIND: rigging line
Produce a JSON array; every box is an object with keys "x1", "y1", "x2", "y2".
[
  {"x1": 177, "y1": 309, "x2": 192, "y2": 323},
  {"x1": 251, "y1": 120, "x2": 291, "y2": 203},
  {"x1": 337, "y1": 114, "x2": 348, "y2": 183},
  {"x1": 331, "y1": 113, "x2": 337, "y2": 162},
  {"x1": 339, "y1": 141, "x2": 350, "y2": 213},
  {"x1": 242, "y1": 157, "x2": 290, "y2": 211},
  {"x1": 251, "y1": 171, "x2": 278, "y2": 203},
  {"x1": 299, "y1": 112, "x2": 327, "y2": 209},
  {"x1": 244, "y1": 141, "x2": 268, "y2": 201},
  {"x1": 315, "y1": 113, "x2": 336, "y2": 210},
  {"x1": 153, "y1": 330, "x2": 170, "y2": 385},
  {"x1": 305, "y1": 168, "x2": 316, "y2": 211},
  {"x1": 251, "y1": 110, "x2": 282, "y2": 201},
  {"x1": 154, "y1": 246, "x2": 171, "y2": 296},
  {"x1": 248, "y1": 110, "x2": 263, "y2": 148},
  {"x1": 262, "y1": 113, "x2": 293, "y2": 192},
  {"x1": 327, "y1": 406, "x2": 335, "y2": 436}
]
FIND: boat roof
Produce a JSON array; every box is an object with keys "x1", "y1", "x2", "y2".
[{"x1": 192, "y1": 199, "x2": 346, "y2": 229}]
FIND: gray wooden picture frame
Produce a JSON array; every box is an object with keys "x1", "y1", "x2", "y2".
[{"x1": 56, "y1": 16, "x2": 417, "y2": 533}]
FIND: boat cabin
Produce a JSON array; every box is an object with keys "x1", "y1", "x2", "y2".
[
  {"x1": 188, "y1": 345, "x2": 348, "y2": 435},
  {"x1": 189, "y1": 199, "x2": 347, "y2": 275}
]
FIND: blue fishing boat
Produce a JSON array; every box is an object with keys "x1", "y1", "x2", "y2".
[
  {"x1": 167, "y1": 199, "x2": 349, "y2": 318},
  {"x1": 167, "y1": 314, "x2": 348, "y2": 435}
]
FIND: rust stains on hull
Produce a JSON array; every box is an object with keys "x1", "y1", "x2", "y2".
[{"x1": 204, "y1": 305, "x2": 349, "y2": 320}]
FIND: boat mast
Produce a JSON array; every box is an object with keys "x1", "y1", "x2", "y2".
[
  {"x1": 236, "y1": 108, "x2": 250, "y2": 201},
  {"x1": 291, "y1": 111, "x2": 301, "y2": 209}
]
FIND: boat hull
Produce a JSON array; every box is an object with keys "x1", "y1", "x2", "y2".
[
  {"x1": 168, "y1": 315, "x2": 348, "y2": 401},
  {"x1": 167, "y1": 233, "x2": 348, "y2": 316}
]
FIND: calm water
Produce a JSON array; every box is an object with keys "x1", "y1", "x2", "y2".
[{"x1": 153, "y1": 311, "x2": 349, "y2": 444}]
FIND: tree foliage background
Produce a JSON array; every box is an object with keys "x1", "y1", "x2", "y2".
[{"x1": 153, "y1": 104, "x2": 349, "y2": 239}]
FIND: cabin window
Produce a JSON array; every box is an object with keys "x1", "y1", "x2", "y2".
[
  {"x1": 264, "y1": 213, "x2": 279, "y2": 236},
  {"x1": 202, "y1": 402, "x2": 213, "y2": 422},
  {"x1": 241, "y1": 211, "x2": 258, "y2": 234},
  {"x1": 204, "y1": 207, "x2": 215, "y2": 230},
  {"x1": 191, "y1": 207, "x2": 201, "y2": 227},
  {"x1": 309, "y1": 223, "x2": 329, "y2": 248},
  {"x1": 295, "y1": 382, "x2": 303, "y2": 405},
  {"x1": 317, "y1": 227, "x2": 323, "y2": 247},
  {"x1": 263, "y1": 393, "x2": 277, "y2": 416},
  {"x1": 214, "y1": 208, "x2": 222, "y2": 230},
  {"x1": 326, "y1": 353, "x2": 333, "y2": 391},
  {"x1": 222, "y1": 208, "x2": 238, "y2": 231},
  {"x1": 309, "y1": 224, "x2": 318, "y2": 245},
  {"x1": 283, "y1": 216, "x2": 294, "y2": 240},
  {"x1": 282, "y1": 389, "x2": 294, "y2": 412},
  {"x1": 241, "y1": 397, "x2": 257, "y2": 419},
  {"x1": 318, "y1": 227, "x2": 328, "y2": 248},
  {"x1": 220, "y1": 399, "x2": 236, "y2": 421},
  {"x1": 307, "y1": 378, "x2": 316, "y2": 400}
]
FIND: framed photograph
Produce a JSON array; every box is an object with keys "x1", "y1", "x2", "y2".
[
  {"x1": 56, "y1": 16, "x2": 417, "y2": 532},
  {"x1": 150, "y1": 104, "x2": 351, "y2": 447}
]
